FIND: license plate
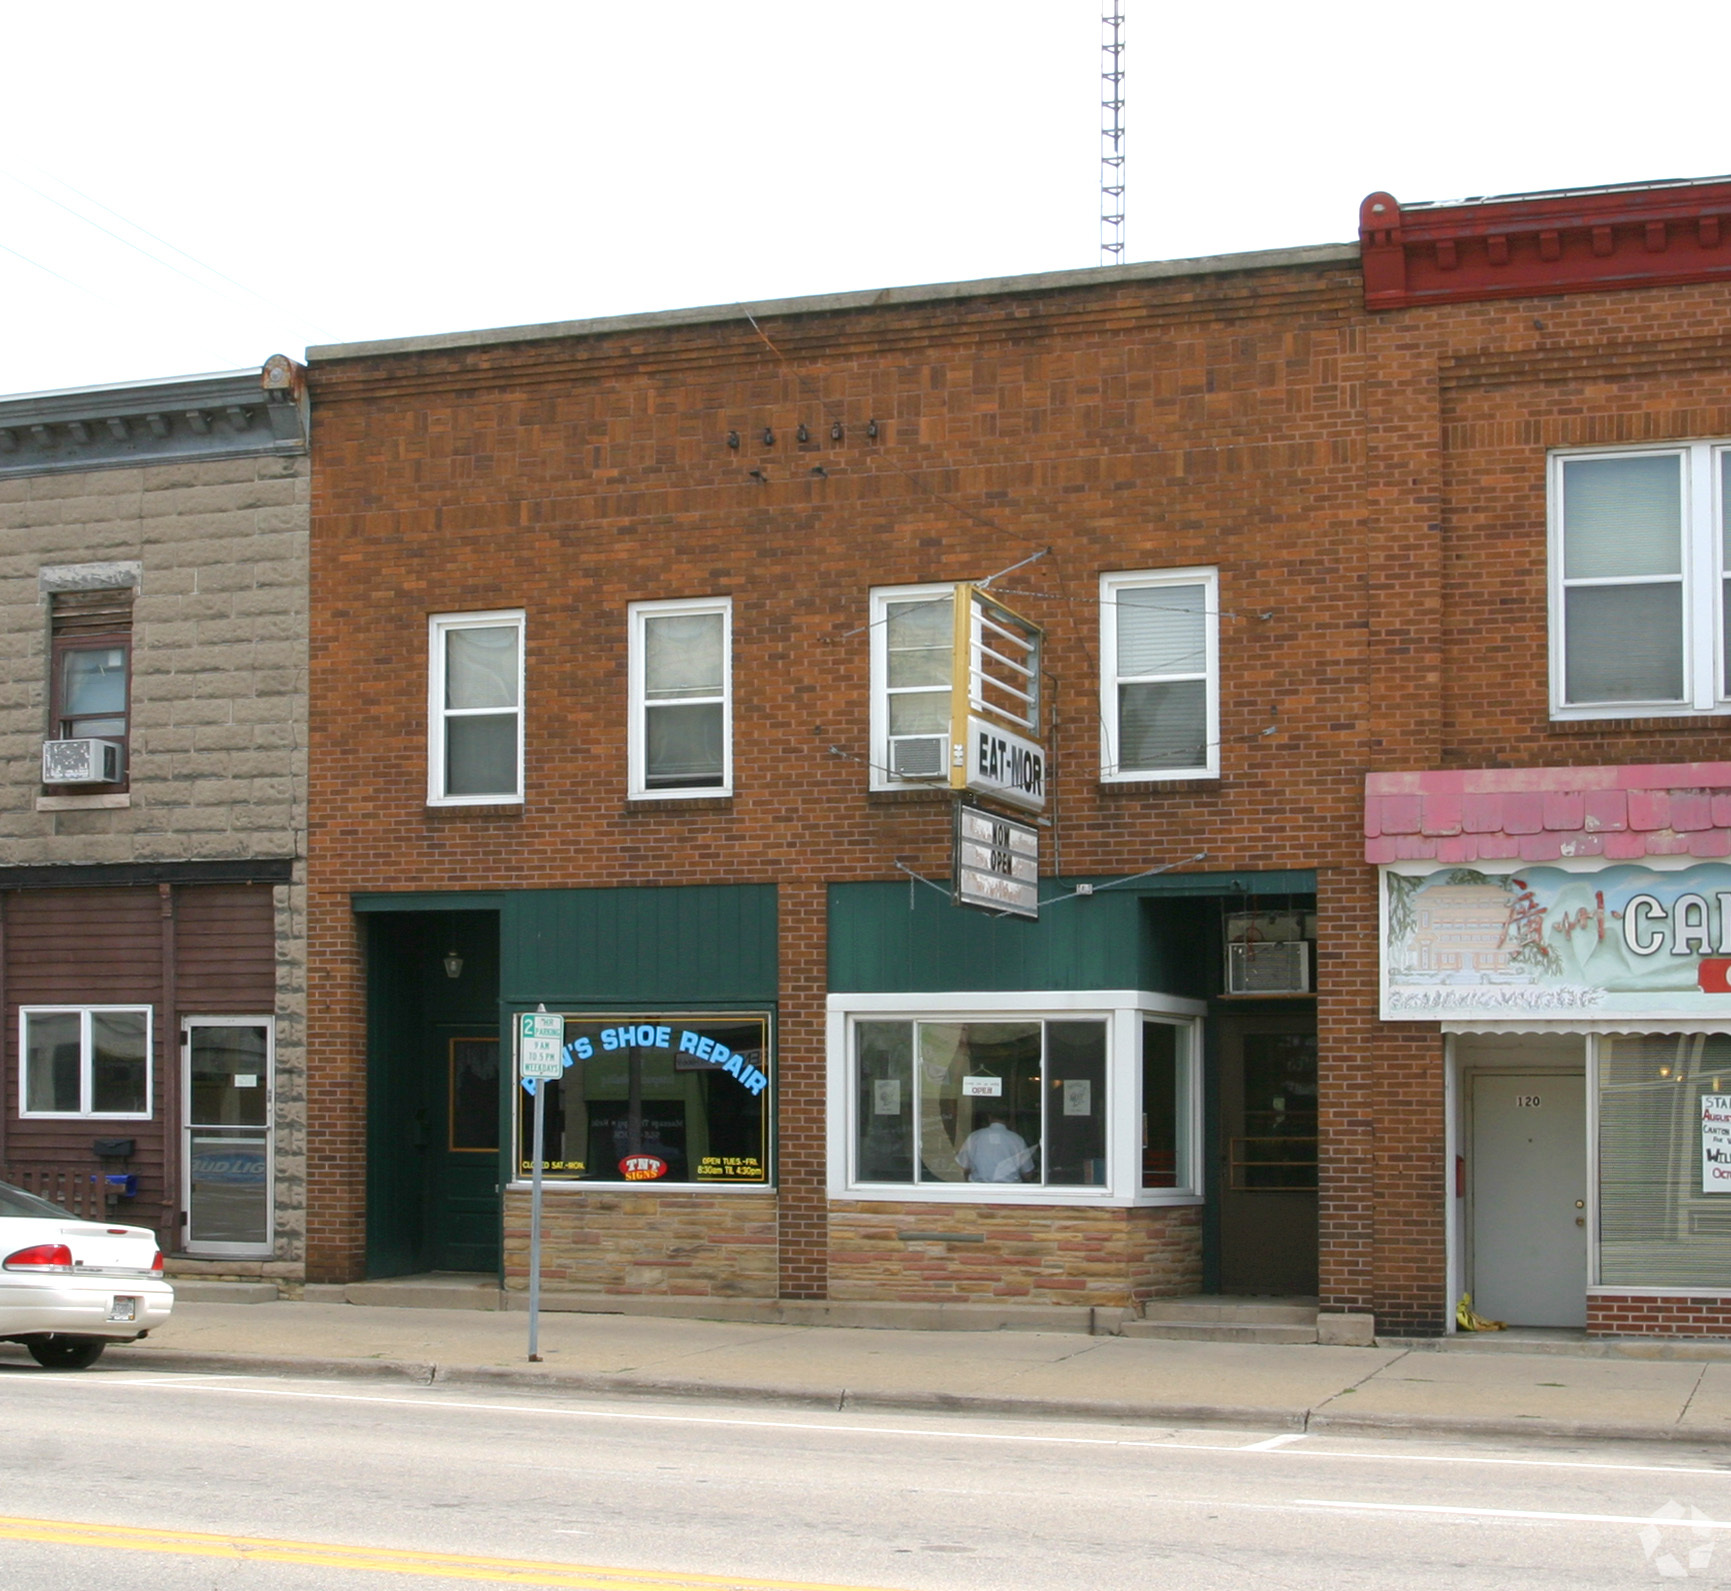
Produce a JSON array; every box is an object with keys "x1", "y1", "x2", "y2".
[{"x1": 106, "y1": 1297, "x2": 138, "y2": 1323}]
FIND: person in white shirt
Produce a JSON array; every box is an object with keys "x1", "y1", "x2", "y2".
[{"x1": 955, "y1": 1113, "x2": 1034, "y2": 1183}]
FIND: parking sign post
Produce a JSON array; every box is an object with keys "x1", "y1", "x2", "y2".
[{"x1": 517, "y1": 1006, "x2": 565, "y2": 1362}]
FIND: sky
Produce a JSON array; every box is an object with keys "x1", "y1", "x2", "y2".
[{"x1": 2, "y1": 0, "x2": 1729, "y2": 397}]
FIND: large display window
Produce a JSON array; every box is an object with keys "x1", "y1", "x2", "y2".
[
  {"x1": 514, "y1": 1013, "x2": 772, "y2": 1188},
  {"x1": 1598, "y1": 1032, "x2": 1731, "y2": 1289},
  {"x1": 828, "y1": 990, "x2": 1203, "y2": 1204}
]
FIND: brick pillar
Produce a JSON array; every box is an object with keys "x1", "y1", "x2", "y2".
[
  {"x1": 777, "y1": 877, "x2": 828, "y2": 1298},
  {"x1": 1317, "y1": 863, "x2": 1376, "y2": 1313},
  {"x1": 304, "y1": 885, "x2": 368, "y2": 1283}
]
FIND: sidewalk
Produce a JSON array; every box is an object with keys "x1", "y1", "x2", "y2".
[{"x1": 30, "y1": 1297, "x2": 1731, "y2": 1447}]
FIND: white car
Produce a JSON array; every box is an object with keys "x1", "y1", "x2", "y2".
[{"x1": 0, "y1": 1177, "x2": 174, "y2": 1369}]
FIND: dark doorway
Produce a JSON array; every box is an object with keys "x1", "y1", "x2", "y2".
[
  {"x1": 365, "y1": 911, "x2": 502, "y2": 1278},
  {"x1": 1216, "y1": 1009, "x2": 1318, "y2": 1296}
]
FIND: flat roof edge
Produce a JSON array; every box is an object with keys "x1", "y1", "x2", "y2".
[{"x1": 308, "y1": 242, "x2": 1359, "y2": 364}]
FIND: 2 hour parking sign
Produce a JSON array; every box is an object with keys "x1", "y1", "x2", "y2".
[{"x1": 518, "y1": 1011, "x2": 565, "y2": 1080}]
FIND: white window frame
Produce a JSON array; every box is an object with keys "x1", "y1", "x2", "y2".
[
  {"x1": 1099, "y1": 567, "x2": 1220, "y2": 782},
  {"x1": 868, "y1": 582, "x2": 955, "y2": 791},
  {"x1": 826, "y1": 989, "x2": 1204, "y2": 1207},
  {"x1": 1548, "y1": 441, "x2": 1730, "y2": 720},
  {"x1": 19, "y1": 1004, "x2": 154, "y2": 1120},
  {"x1": 628, "y1": 597, "x2": 733, "y2": 799},
  {"x1": 427, "y1": 609, "x2": 525, "y2": 806}
]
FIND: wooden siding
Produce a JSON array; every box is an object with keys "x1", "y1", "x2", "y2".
[
  {"x1": 0, "y1": 883, "x2": 276, "y2": 1241},
  {"x1": 175, "y1": 885, "x2": 276, "y2": 1013}
]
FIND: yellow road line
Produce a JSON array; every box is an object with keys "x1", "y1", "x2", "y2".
[{"x1": 0, "y1": 1516, "x2": 905, "y2": 1591}]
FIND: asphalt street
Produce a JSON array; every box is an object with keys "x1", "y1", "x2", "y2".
[{"x1": 4, "y1": 1364, "x2": 1730, "y2": 1589}]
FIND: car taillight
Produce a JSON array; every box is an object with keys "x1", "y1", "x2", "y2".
[
  {"x1": 4, "y1": 1243, "x2": 73, "y2": 1272},
  {"x1": 151, "y1": 1252, "x2": 164, "y2": 1273}
]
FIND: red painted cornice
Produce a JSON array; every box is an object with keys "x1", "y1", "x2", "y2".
[{"x1": 1360, "y1": 176, "x2": 1731, "y2": 311}]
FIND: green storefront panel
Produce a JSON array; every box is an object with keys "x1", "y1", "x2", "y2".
[
  {"x1": 503, "y1": 884, "x2": 778, "y2": 1006},
  {"x1": 828, "y1": 872, "x2": 1315, "y2": 997}
]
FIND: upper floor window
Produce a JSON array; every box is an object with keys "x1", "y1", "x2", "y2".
[
  {"x1": 1099, "y1": 568, "x2": 1219, "y2": 781},
  {"x1": 1551, "y1": 444, "x2": 1731, "y2": 717},
  {"x1": 47, "y1": 588, "x2": 132, "y2": 783},
  {"x1": 428, "y1": 610, "x2": 523, "y2": 804},
  {"x1": 629, "y1": 598, "x2": 731, "y2": 797},
  {"x1": 869, "y1": 584, "x2": 954, "y2": 789},
  {"x1": 20, "y1": 1006, "x2": 152, "y2": 1119}
]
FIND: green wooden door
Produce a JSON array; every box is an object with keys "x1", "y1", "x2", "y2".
[{"x1": 430, "y1": 1028, "x2": 501, "y2": 1272}]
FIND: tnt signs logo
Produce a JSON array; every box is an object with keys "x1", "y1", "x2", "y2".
[
  {"x1": 1640, "y1": 1501, "x2": 1719, "y2": 1578},
  {"x1": 619, "y1": 1155, "x2": 668, "y2": 1182}
]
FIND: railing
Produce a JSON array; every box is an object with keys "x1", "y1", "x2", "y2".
[
  {"x1": 6, "y1": 1164, "x2": 110, "y2": 1220},
  {"x1": 1228, "y1": 1136, "x2": 1319, "y2": 1192}
]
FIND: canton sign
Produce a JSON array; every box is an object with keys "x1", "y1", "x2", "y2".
[{"x1": 954, "y1": 804, "x2": 1039, "y2": 919}]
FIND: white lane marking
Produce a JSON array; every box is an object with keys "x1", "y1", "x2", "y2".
[
  {"x1": 1295, "y1": 1498, "x2": 1731, "y2": 1529},
  {"x1": 1242, "y1": 1434, "x2": 1309, "y2": 1451},
  {"x1": 26, "y1": 1372, "x2": 1731, "y2": 1481}
]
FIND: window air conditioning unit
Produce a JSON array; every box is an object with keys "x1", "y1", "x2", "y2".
[
  {"x1": 888, "y1": 734, "x2": 946, "y2": 780},
  {"x1": 1226, "y1": 940, "x2": 1310, "y2": 996},
  {"x1": 42, "y1": 738, "x2": 123, "y2": 785}
]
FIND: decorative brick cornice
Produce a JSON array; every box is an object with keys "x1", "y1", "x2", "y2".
[
  {"x1": 1360, "y1": 176, "x2": 1731, "y2": 312},
  {"x1": 1365, "y1": 764, "x2": 1731, "y2": 866},
  {"x1": 0, "y1": 356, "x2": 307, "y2": 477}
]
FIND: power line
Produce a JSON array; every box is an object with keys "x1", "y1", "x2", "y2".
[
  {"x1": 5, "y1": 169, "x2": 337, "y2": 338},
  {"x1": 0, "y1": 236, "x2": 100, "y2": 297},
  {"x1": 4, "y1": 170, "x2": 237, "y2": 303}
]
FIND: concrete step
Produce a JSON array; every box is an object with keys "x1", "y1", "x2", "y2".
[
  {"x1": 1122, "y1": 1319, "x2": 1319, "y2": 1344},
  {"x1": 337, "y1": 1275, "x2": 503, "y2": 1312},
  {"x1": 169, "y1": 1280, "x2": 280, "y2": 1304},
  {"x1": 1141, "y1": 1297, "x2": 1319, "y2": 1327}
]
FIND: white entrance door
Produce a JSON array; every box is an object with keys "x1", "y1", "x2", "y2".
[
  {"x1": 1470, "y1": 1071, "x2": 1587, "y2": 1327},
  {"x1": 182, "y1": 1018, "x2": 274, "y2": 1257}
]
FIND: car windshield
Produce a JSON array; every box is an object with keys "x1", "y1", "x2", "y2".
[{"x1": 0, "y1": 1179, "x2": 69, "y2": 1219}]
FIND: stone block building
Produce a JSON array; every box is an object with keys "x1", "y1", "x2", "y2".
[{"x1": 0, "y1": 360, "x2": 309, "y2": 1285}]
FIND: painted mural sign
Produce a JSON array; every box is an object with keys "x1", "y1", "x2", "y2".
[{"x1": 1382, "y1": 862, "x2": 1731, "y2": 1020}]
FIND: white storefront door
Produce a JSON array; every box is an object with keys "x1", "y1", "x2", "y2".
[
  {"x1": 182, "y1": 1018, "x2": 275, "y2": 1257},
  {"x1": 1470, "y1": 1070, "x2": 1587, "y2": 1326}
]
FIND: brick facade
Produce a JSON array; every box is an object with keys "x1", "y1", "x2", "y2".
[
  {"x1": 828, "y1": 1202, "x2": 1200, "y2": 1307},
  {"x1": 503, "y1": 1190, "x2": 777, "y2": 1300},
  {"x1": 306, "y1": 180, "x2": 1731, "y2": 1333},
  {"x1": 1588, "y1": 1295, "x2": 1731, "y2": 1337}
]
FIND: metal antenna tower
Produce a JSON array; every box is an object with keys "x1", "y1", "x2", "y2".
[{"x1": 1100, "y1": 9, "x2": 1125, "y2": 265}]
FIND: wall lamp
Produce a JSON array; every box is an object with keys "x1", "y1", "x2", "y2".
[{"x1": 443, "y1": 949, "x2": 464, "y2": 980}]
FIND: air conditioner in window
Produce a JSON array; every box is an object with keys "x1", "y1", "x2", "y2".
[
  {"x1": 42, "y1": 738, "x2": 123, "y2": 785},
  {"x1": 1226, "y1": 940, "x2": 1310, "y2": 996},
  {"x1": 887, "y1": 734, "x2": 947, "y2": 780}
]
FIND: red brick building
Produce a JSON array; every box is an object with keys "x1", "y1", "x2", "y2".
[{"x1": 304, "y1": 175, "x2": 1731, "y2": 1338}]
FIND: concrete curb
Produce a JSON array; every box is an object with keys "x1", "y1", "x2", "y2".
[
  {"x1": 1307, "y1": 1408, "x2": 1700, "y2": 1445},
  {"x1": 87, "y1": 1343, "x2": 1699, "y2": 1445}
]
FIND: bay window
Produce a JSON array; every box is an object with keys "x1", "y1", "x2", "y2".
[{"x1": 830, "y1": 991, "x2": 1202, "y2": 1203}]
